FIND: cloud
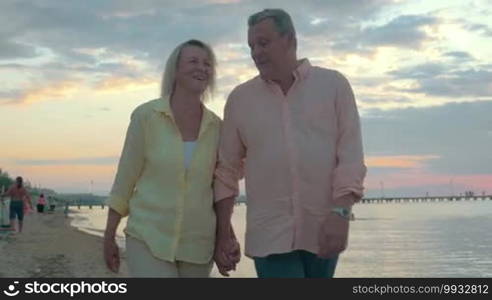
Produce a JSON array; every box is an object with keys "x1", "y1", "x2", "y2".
[
  {"x1": 364, "y1": 170, "x2": 492, "y2": 198},
  {"x1": 389, "y1": 63, "x2": 446, "y2": 79},
  {"x1": 0, "y1": 80, "x2": 80, "y2": 105},
  {"x1": 389, "y1": 63, "x2": 492, "y2": 97},
  {"x1": 330, "y1": 14, "x2": 440, "y2": 55},
  {"x1": 361, "y1": 15, "x2": 439, "y2": 47},
  {"x1": 464, "y1": 23, "x2": 492, "y2": 37},
  {"x1": 94, "y1": 76, "x2": 158, "y2": 94},
  {"x1": 0, "y1": 39, "x2": 39, "y2": 59},
  {"x1": 0, "y1": 1, "x2": 248, "y2": 63},
  {"x1": 3, "y1": 0, "x2": 492, "y2": 197},
  {"x1": 15, "y1": 156, "x2": 119, "y2": 166},
  {"x1": 358, "y1": 95, "x2": 415, "y2": 106},
  {"x1": 443, "y1": 51, "x2": 473, "y2": 61},
  {"x1": 0, "y1": 0, "x2": 402, "y2": 105},
  {"x1": 366, "y1": 155, "x2": 440, "y2": 168},
  {"x1": 362, "y1": 100, "x2": 492, "y2": 175},
  {"x1": 0, "y1": 0, "x2": 398, "y2": 62}
]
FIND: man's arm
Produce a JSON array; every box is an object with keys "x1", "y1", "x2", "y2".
[
  {"x1": 318, "y1": 72, "x2": 367, "y2": 259},
  {"x1": 23, "y1": 189, "x2": 33, "y2": 209},
  {"x1": 213, "y1": 90, "x2": 246, "y2": 276},
  {"x1": 1, "y1": 186, "x2": 13, "y2": 198},
  {"x1": 331, "y1": 71, "x2": 367, "y2": 207}
]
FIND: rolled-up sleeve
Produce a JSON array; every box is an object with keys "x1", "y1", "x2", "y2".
[
  {"x1": 107, "y1": 108, "x2": 145, "y2": 216},
  {"x1": 332, "y1": 72, "x2": 367, "y2": 204},
  {"x1": 214, "y1": 91, "x2": 246, "y2": 202}
]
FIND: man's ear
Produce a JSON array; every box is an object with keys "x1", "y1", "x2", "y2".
[{"x1": 287, "y1": 32, "x2": 297, "y2": 50}]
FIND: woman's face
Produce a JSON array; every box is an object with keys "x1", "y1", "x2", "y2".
[{"x1": 175, "y1": 45, "x2": 212, "y2": 95}]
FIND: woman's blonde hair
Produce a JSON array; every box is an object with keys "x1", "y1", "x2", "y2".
[{"x1": 160, "y1": 39, "x2": 217, "y2": 101}]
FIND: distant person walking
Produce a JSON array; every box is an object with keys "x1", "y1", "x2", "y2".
[
  {"x1": 37, "y1": 194, "x2": 47, "y2": 213},
  {"x1": 0, "y1": 176, "x2": 33, "y2": 233}
]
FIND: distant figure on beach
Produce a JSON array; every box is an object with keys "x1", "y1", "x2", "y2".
[
  {"x1": 37, "y1": 194, "x2": 47, "y2": 213},
  {"x1": 48, "y1": 196, "x2": 56, "y2": 212},
  {"x1": 214, "y1": 9, "x2": 366, "y2": 278},
  {"x1": 0, "y1": 176, "x2": 33, "y2": 233},
  {"x1": 104, "y1": 39, "x2": 239, "y2": 278}
]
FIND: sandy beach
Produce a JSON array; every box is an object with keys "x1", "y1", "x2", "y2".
[
  {"x1": 0, "y1": 209, "x2": 129, "y2": 278},
  {"x1": 2, "y1": 200, "x2": 492, "y2": 277},
  {"x1": 0, "y1": 204, "x2": 254, "y2": 278}
]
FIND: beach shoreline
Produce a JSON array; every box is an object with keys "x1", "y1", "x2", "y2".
[
  {"x1": 2, "y1": 201, "x2": 492, "y2": 277},
  {"x1": 0, "y1": 208, "x2": 129, "y2": 278},
  {"x1": 0, "y1": 205, "x2": 253, "y2": 278},
  {"x1": 66, "y1": 205, "x2": 254, "y2": 278}
]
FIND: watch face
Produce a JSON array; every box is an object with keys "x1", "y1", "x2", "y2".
[{"x1": 332, "y1": 207, "x2": 351, "y2": 218}]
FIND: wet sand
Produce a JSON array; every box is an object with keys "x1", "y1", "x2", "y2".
[{"x1": 0, "y1": 209, "x2": 129, "y2": 278}]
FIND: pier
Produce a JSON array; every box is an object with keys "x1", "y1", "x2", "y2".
[
  {"x1": 52, "y1": 194, "x2": 492, "y2": 208},
  {"x1": 360, "y1": 195, "x2": 492, "y2": 204},
  {"x1": 235, "y1": 195, "x2": 492, "y2": 205}
]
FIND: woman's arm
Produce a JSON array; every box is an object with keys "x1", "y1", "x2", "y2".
[
  {"x1": 103, "y1": 208, "x2": 122, "y2": 273},
  {"x1": 107, "y1": 107, "x2": 146, "y2": 217}
]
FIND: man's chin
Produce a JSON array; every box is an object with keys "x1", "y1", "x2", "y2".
[{"x1": 258, "y1": 70, "x2": 272, "y2": 81}]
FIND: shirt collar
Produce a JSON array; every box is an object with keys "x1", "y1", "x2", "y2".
[
  {"x1": 262, "y1": 58, "x2": 312, "y2": 85},
  {"x1": 152, "y1": 94, "x2": 172, "y2": 115},
  {"x1": 152, "y1": 94, "x2": 218, "y2": 128},
  {"x1": 293, "y1": 58, "x2": 311, "y2": 81}
]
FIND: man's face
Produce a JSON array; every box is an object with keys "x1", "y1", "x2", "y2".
[{"x1": 248, "y1": 18, "x2": 293, "y2": 80}]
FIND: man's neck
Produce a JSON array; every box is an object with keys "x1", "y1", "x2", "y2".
[
  {"x1": 271, "y1": 58, "x2": 300, "y2": 95},
  {"x1": 272, "y1": 74, "x2": 295, "y2": 95}
]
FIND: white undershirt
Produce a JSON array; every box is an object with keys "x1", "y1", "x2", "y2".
[{"x1": 183, "y1": 141, "x2": 197, "y2": 169}]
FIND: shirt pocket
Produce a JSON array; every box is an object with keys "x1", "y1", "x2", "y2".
[{"x1": 301, "y1": 99, "x2": 337, "y2": 137}]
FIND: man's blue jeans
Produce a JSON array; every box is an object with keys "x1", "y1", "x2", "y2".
[{"x1": 253, "y1": 250, "x2": 339, "y2": 278}]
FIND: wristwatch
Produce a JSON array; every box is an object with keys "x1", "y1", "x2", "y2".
[{"x1": 330, "y1": 207, "x2": 352, "y2": 220}]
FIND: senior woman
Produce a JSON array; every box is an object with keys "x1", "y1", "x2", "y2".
[{"x1": 103, "y1": 40, "x2": 239, "y2": 277}]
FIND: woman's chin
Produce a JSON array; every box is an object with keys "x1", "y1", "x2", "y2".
[
  {"x1": 191, "y1": 84, "x2": 208, "y2": 95},
  {"x1": 178, "y1": 81, "x2": 208, "y2": 95}
]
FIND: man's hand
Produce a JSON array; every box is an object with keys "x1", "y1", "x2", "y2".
[
  {"x1": 103, "y1": 236, "x2": 120, "y2": 273},
  {"x1": 318, "y1": 212, "x2": 349, "y2": 259}
]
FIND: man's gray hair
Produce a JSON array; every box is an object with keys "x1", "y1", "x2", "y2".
[
  {"x1": 160, "y1": 39, "x2": 216, "y2": 101},
  {"x1": 248, "y1": 9, "x2": 296, "y2": 37}
]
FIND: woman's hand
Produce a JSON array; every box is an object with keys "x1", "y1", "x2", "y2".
[
  {"x1": 214, "y1": 238, "x2": 240, "y2": 276},
  {"x1": 104, "y1": 208, "x2": 122, "y2": 273},
  {"x1": 103, "y1": 235, "x2": 120, "y2": 273}
]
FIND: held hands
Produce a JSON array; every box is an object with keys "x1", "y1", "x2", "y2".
[{"x1": 214, "y1": 229, "x2": 241, "y2": 277}]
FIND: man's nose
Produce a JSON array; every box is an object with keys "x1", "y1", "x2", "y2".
[{"x1": 251, "y1": 46, "x2": 263, "y2": 59}]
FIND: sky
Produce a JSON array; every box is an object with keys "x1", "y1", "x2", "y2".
[{"x1": 0, "y1": 0, "x2": 491, "y2": 197}]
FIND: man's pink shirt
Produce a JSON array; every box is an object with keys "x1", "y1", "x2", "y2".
[{"x1": 214, "y1": 59, "x2": 367, "y2": 258}]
